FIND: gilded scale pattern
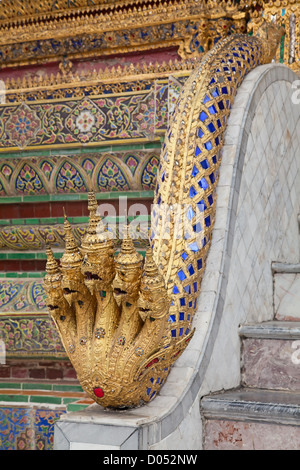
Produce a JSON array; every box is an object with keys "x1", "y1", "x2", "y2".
[{"x1": 44, "y1": 22, "x2": 282, "y2": 408}]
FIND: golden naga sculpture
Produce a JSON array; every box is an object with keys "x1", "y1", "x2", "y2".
[
  {"x1": 45, "y1": 192, "x2": 190, "y2": 408},
  {"x1": 44, "y1": 21, "x2": 282, "y2": 409}
]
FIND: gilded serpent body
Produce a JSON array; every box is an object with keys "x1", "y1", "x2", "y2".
[{"x1": 150, "y1": 25, "x2": 282, "y2": 347}]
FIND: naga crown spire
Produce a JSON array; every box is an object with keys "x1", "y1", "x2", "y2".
[
  {"x1": 60, "y1": 210, "x2": 83, "y2": 270},
  {"x1": 115, "y1": 225, "x2": 143, "y2": 267},
  {"x1": 45, "y1": 245, "x2": 60, "y2": 276}
]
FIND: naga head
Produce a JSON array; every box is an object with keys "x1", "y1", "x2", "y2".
[
  {"x1": 138, "y1": 247, "x2": 170, "y2": 322},
  {"x1": 44, "y1": 245, "x2": 64, "y2": 313},
  {"x1": 81, "y1": 192, "x2": 115, "y2": 295},
  {"x1": 113, "y1": 225, "x2": 143, "y2": 307},
  {"x1": 256, "y1": 20, "x2": 284, "y2": 64},
  {"x1": 60, "y1": 212, "x2": 86, "y2": 306}
]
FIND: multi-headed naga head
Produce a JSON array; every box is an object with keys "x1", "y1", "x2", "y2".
[
  {"x1": 81, "y1": 192, "x2": 115, "y2": 295},
  {"x1": 256, "y1": 20, "x2": 285, "y2": 64},
  {"x1": 138, "y1": 247, "x2": 170, "y2": 322},
  {"x1": 44, "y1": 246, "x2": 64, "y2": 313},
  {"x1": 112, "y1": 225, "x2": 143, "y2": 307},
  {"x1": 60, "y1": 212, "x2": 86, "y2": 305}
]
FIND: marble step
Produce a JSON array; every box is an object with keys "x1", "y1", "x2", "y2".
[
  {"x1": 201, "y1": 388, "x2": 300, "y2": 450},
  {"x1": 239, "y1": 321, "x2": 300, "y2": 391},
  {"x1": 272, "y1": 262, "x2": 300, "y2": 321}
]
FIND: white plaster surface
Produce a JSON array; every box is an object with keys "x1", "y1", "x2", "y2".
[
  {"x1": 201, "y1": 68, "x2": 300, "y2": 395},
  {"x1": 274, "y1": 273, "x2": 300, "y2": 320}
]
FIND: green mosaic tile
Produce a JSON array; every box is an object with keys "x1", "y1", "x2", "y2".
[
  {"x1": 67, "y1": 403, "x2": 90, "y2": 412},
  {"x1": 62, "y1": 397, "x2": 79, "y2": 405},
  {"x1": 0, "y1": 394, "x2": 29, "y2": 403},
  {"x1": 1, "y1": 253, "x2": 62, "y2": 261},
  {"x1": 71, "y1": 217, "x2": 89, "y2": 224},
  {"x1": 0, "y1": 383, "x2": 21, "y2": 390},
  {"x1": 50, "y1": 194, "x2": 81, "y2": 201},
  {"x1": 27, "y1": 272, "x2": 46, "y2": 278},
  {"x1": 11, "y1": 219, "x2": 25, "y2": 225},
  {"x1": 24, "y1": 218, "x2": 40, "y2": 225},
  {"x1": 80, "y1": 145, "x2": 112, "y2": 154},
  {"x1": 8, "y1": 253, "x2": 36, "y2": 259},
  {"x1": 38, "y1": 218, "x2": 54, "y2": 225},
  {"x1": 29, "y1": 396, "x2": 62, "y2": 405},
  {"x1": 53, "y1": 384, "x2": 83, "y2": 393},
  {"x1": 22, "y1": 195, "x2": 50, "y2": 203},
  {"x1": 50, "y1": 148, "x2": 81, "y2": 156},
  {"x1": 36, "y1": 252, "x2": 63, "y2": 260},
  {"x1": 0, "y1": 271, "x2": 46, "y2": 279},
  {"x1": 0, "y1": 191, "x2": 154, "y2": 205},
  {"x1": 0, "y1": 197, "x2": 22, "y2": 203},
  {"x1": 22, "y1": 383, "x2": 52, "y2": 391},
  {"x1": 144, "y1": 142, "x2": 162, "y2": 149},
  {"x1": 110, "y1": 144, "x2": 145, "y2": 152}
]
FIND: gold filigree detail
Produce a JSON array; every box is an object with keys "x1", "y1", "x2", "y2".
[{"x1": 0, "y1": 0, "x2": 253, "y2": 67}]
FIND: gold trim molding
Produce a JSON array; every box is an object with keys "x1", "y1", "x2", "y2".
[{"x1": 0, "y1": 0, "x2": 253, "y2": 67}]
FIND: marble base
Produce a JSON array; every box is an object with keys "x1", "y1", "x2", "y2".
[
  {"x1": 242, "y1": 338, "x2": 300, "y2": 391},
  {"x1": 202, "y1": 388, "x2": 300, "y2": 425},
  {"x1": 204, "y1": 419, "x2": 300, "y2": 450},
  {"x1": 273, "y1": 267, "x2": 300, "y2": 321},
  {"x1": 240, "y1": 322, "x2": 300, "y2": 391}
]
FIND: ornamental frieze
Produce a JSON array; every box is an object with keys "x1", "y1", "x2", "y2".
[
  {"x1": 0, "y1": 78, "x2": 185, "y2": 151},
  {"x1": 0, "y1": 0, "x2": 252, "y2": 67},
  {"x1": 0, "y1": 151, "x2": 160, "y2": 197},
  {"x1": 0, "y1": 94, "x2": 156, "y2": 151}
]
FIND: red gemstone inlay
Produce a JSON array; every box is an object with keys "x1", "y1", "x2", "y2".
[
  {"x1": 145, "y1": 358, "x2": 159, "y2": 369},
  {"x1": 94, "y1": 387, "x2": 104, "y2": 398}
]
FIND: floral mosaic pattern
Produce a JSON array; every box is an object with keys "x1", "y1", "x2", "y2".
[
  {"x1": 0, "y1": 281, "x2": 67, "y2": 359},
  {"x1": 0, "y1": 407, "x2": 32, "y2": 450},
  {"x1": 0, "y1": 280, "x2": 47, "y2": 313},
  {"x1": 0, "y1": 78, "x2": 188, "y2": 150},
  {"x1": 0, "y1": 314, "x2": 66, "y2": 358},
  {"x1": 0, "y1": 94, "x2": 155, "y2": 150},
  {"x1": 66, "y1": 99, "x2": 106, "y2": 143},
  {"x1": 0, "y1": 407, "x2": 65, "y2": 450},
  {"x1": 5, "y1": 103, "x2": 41, "y2": 149},
  {"x1": 0, "y1": 151, "x2": 160, "y2": 196}
]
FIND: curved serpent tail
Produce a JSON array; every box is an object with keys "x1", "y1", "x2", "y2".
[{"x1": 151, "y1": 23, "x2": 282, "y2": 348}]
